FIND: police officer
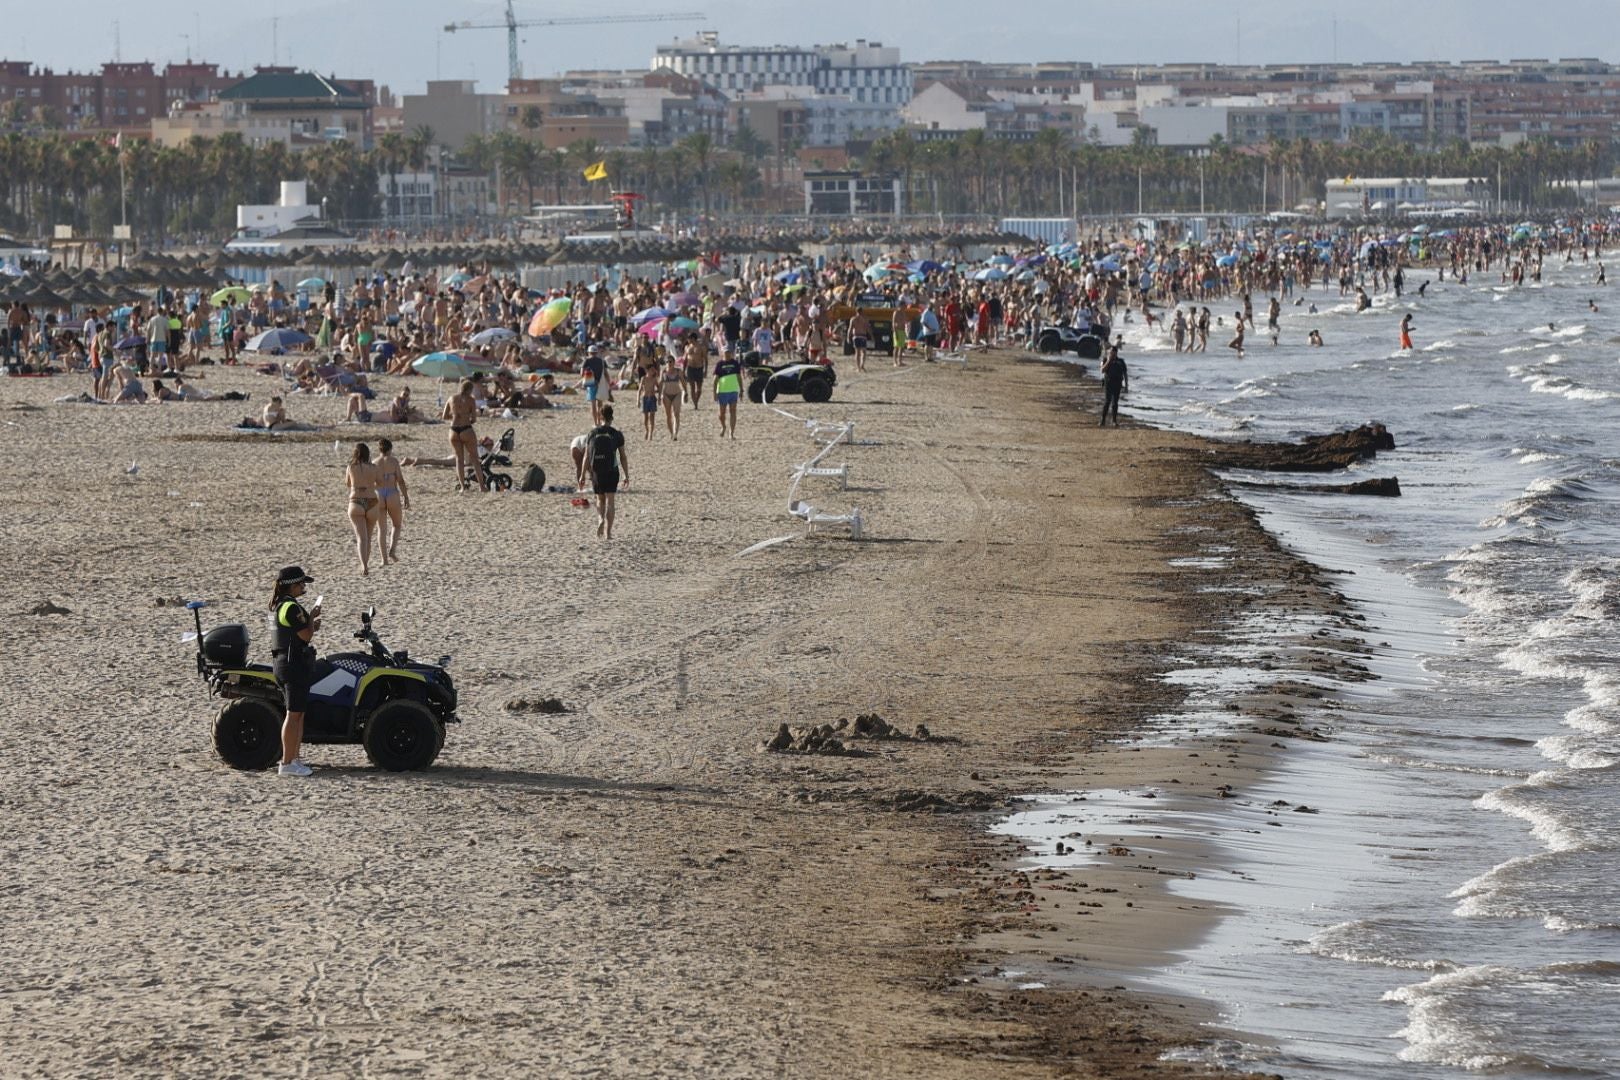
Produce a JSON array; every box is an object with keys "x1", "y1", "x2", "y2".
[
  {"x1": 269, "y1": 566, "x2": 321, "y2": 777},
  {"x1": 1100, "y1": 336, "x2": 1128, "y2": 427}
]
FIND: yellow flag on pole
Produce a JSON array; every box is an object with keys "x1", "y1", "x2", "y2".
[{"x1": 582, "y1": 160, "x2": 608, "y2": 182}]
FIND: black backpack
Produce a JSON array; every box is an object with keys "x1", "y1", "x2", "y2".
[
  {"x1": 518, "y1": 464, "x2": 546, "y2": 492},
  {"x1": 588, "y1": 427, "x2": 619, "y2": 471}
]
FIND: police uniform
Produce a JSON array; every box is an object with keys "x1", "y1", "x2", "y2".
[{"x1": 271, "y1": 567, "x2": 316, "y2": 712}]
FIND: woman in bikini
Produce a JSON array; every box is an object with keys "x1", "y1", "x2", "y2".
[
  {"x1": 442, "y1": 378, "x2": 487, "y2": 492},
  {"x1": 345, "y1": 442, "x2": 384, "y2": 576},
  {"x1": 659, "y1": 347, "x2": 684, "y2": 441},
  {"x1": 374, "y1": 437, "x2": 410, "y2": 564}
]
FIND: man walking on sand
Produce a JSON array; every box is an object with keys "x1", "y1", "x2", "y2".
[
  {"x1": 145, "y1": 305, "x2": 170, "y2": 373},
  {"x1": 582, "y1": 404, "x2": 630, "y2": 540}
]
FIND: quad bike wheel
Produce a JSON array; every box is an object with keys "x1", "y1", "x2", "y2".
[
  {"x1": 763, "y1": 380, "x2": 781, "y2": 404},
  {"x1": 746, "y1": 376, "x2": 768, "y2": 404},
  {"x1": 362, "y1": 699, "x2": 443, "y2": 771},
  {"x1": 1037, "y1": 332, "x2": 1063, "y2": 354},
  {"x1": 213, "y1": 698, "x2": 282, "y2": 770},
  {"x1": 800, "y1": 376, "x2": 833, "y2": 403}
]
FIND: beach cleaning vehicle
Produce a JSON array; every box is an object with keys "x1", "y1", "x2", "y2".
[
  {"x1": 185, "y1": 600, "x2": 458, "y2": 772},
  {"x1": 745, "y1": 359, "x2": 837, "y2": 404},
  {"x1": 823, "y1": 294, "x2": 922, "y2": 356}
]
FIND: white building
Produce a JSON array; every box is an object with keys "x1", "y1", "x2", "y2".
[
  {"x1": 235, "y1": 180, "x2": 324, "y2": 236},
  {"x1": 651, "y1": 32, "x2": 912, "y2": 107},
  {"x1": 1138, "y1": 104, "x2": 1229, "y2": 148},
  {"x1": 1322, "y1": 177, "x2": 1490, "y2": 219},
  {"x1": 377, "y1": 170, "x2": 494, "y2": 221},
  {"x1": 902, "y1": 81, "x2": 992, "y2": 132}
]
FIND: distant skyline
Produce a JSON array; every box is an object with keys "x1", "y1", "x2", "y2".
[{"x1": 7, "y1": 0, "x2": 1616, "y2": 95}]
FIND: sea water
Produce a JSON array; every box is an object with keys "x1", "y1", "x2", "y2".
[{"x1": 1036, "y1": 255, "x2": 1620, "y2": 1077}]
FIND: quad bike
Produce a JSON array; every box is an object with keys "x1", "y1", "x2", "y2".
[
  {"x1": 186, "y1": 600, "x2": 459, "y2": 771},
  {"x1": 1034, "y1": 321, "x2": 1110, "y2": 360},
  {"x1": 745, "y1": 360, "x2": 836, "y2": 404}
]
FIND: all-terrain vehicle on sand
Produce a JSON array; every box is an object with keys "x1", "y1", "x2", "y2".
[
  {"x1": 745, "y1": 360, "x2": 837, "y2": 404},
  {"x1": 1034, "y1": 319, "x2": 1111, "y2": 361},
  {"x1": 186, "y1": 600, "x2": 458, "y2": 771}
]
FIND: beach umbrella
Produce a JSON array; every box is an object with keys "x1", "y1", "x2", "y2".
[
  {"x1": 1215, "y1": 255, "x2": 1239, "y2": 267},
  {"x1": 781, "y1": 283, "x2": 807, "y2": 294},
  {"x1": 445, "y1": 271, "x2": 471, "y2": 286},
  {"x1": 412, "y1": 352, "x2": 487, "y2": 380},
  {"x1": 694, "y1": 272, "x2": 725, "y2": 292},
  {"x1": 16, "y1": 285, "x2": 69, "y2": 307},
  {"x1": 973, "y1": 267, "x2": 1008, "y2": 282},
  {"x1": 245, "y1": 328, "x2": 312, "y2": 353},
  {"x1": 665, "y1": 290, "x2": 699, "y2": 307},
  {"x1": 863, "y1": 263, "x2": 894, "y2": 280},
  {"x1": 1093, "y1": 257, "x2": 1122, "y2": 272},
  {"x1": 211, "y1": 286, "x2": 252, "y2": 305},
  {"x1": 988, "y1": 254, "x2": 1015, "y2": 266},
  {"x1": 527, "y1": 297, "x2": 572, "y2": 337},
  {"x1": 114, "y1": 334, "x2": 144, "y2": 350},
  {"x1": 669, "y1": 316, "x2": 700, "y2": 332},
  {"x1": 631, "y1": 306, "x2": 671, "y2": 326},
  {"x1": 295, "y1": 277, "x2": 325, "y2": 291},
  {"x1": 468, "y1": 327, "x2": 516, "y2": 347},
  {"x1": 636, "y1": 317, "x2": 670, "y2": 338}
]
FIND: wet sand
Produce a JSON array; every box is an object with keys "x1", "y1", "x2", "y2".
[{"x1": 0, "y1": 349, "x2": 1336, "y2": 1077}]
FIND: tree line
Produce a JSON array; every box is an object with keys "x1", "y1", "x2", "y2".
[{"x1": 0, "y1": 124, "x2": 1612, "y2": 242}]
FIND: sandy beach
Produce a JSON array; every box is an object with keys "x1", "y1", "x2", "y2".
[{"x1": 0, "y1": 346, "x2": 1344, "y2": 1078}]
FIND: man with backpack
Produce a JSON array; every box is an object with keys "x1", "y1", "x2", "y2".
[{"x1": 581, "y1": 404, "x2": 630, "y2": 540}]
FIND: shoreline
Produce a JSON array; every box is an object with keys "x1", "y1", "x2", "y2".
[
  {"x1": 2, "y1": 343, "x2": 1372, "y2": 1077},
  {"x1": 933, "y1": 356, "x2": 1380, "y2": 1076}
]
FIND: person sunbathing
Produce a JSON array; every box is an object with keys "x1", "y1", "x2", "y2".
[
  {"x1": 112, "y1": 365, "x2": 147, "y2": 404},
  {"x1": 386, "y1": 387, "x2": 423, "y2": 423},
  {"x1": 262, "y1": 396, "x2": 294, "y2": 430}
]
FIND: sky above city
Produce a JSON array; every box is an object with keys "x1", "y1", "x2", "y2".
[{"x1": 9, "y1": 0, "x2": 1615, "y2": 95}]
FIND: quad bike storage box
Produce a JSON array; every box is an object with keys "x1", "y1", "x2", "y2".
[{"x1": 202, "y1": 624, "x2": 251, "y2": 667}]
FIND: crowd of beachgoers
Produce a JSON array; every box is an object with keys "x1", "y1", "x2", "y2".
[{"x1": 4, "y1": 213, "x2": 1609, "y2": 471}]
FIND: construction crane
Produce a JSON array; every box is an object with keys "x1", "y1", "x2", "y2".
[{"x1": 444, "y1": 2, "x2": 705, "y2": 84}]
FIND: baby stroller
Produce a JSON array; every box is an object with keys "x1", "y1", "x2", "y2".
[{"x1": 479, "y1": 427, "x2": 516, "y2": 491}]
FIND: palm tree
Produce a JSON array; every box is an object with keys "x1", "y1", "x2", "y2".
[
  {"x1": 375, "y1": 132, "x2": 407, "y2": 220},
  {"x1": 680, "y1": 131, "x2": 714, "y2": 225}
]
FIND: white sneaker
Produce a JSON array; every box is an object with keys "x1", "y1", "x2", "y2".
[{"x1": 277, "y1": 760, "x2": 313, "y2": 777}]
